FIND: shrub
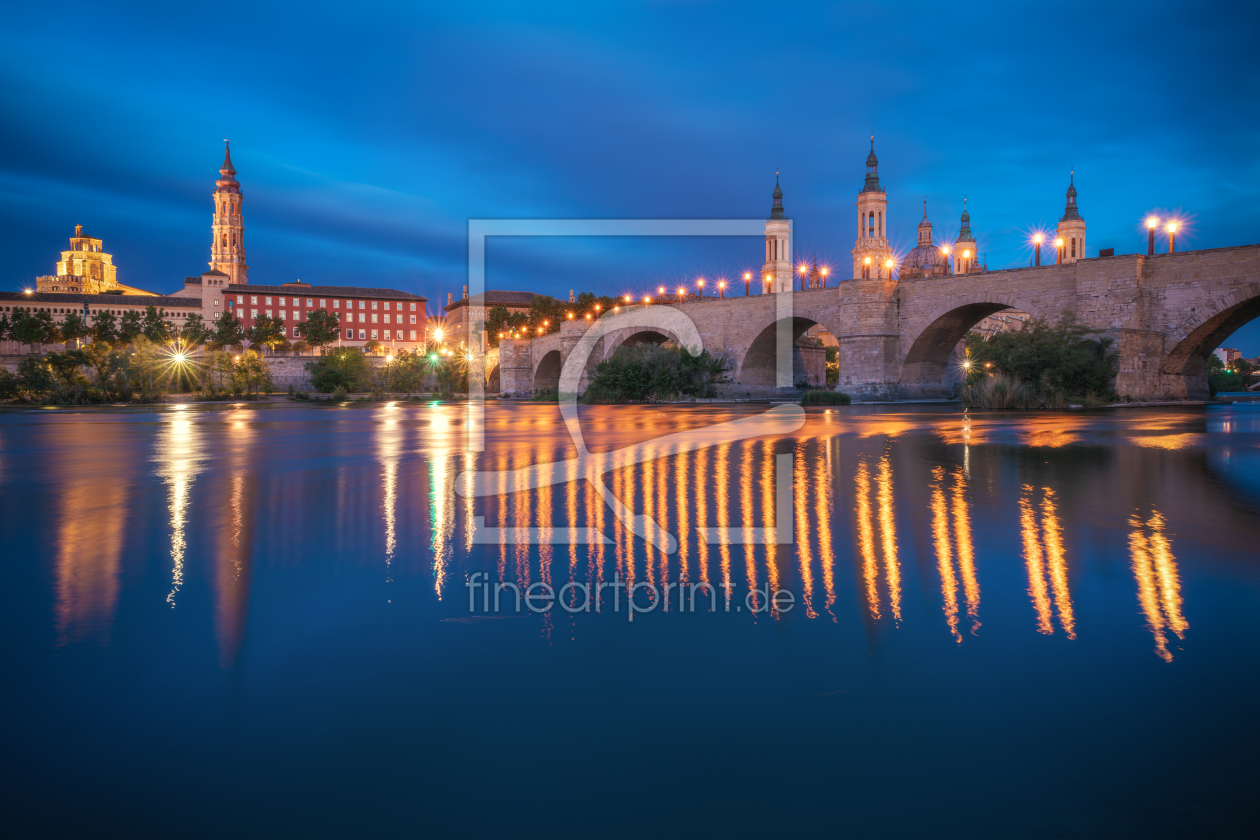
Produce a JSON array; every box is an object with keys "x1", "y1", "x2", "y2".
[
  {"x1": 800, "y1": 389, "x2": 851, "y2": 406},
  {"x1": 963, "y1": 313, "x2": 1118, "y2": 407},
  {"x1": 306, "y1": 348, "x2": 371, "y2": 393},
  {"x1": 581, "y1": 344, "x2": 730, "y2": 404}
]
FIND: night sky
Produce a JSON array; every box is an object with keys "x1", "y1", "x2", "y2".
[{"x1": 3, "y1": 1, "x2": 1258, "y2": 351}]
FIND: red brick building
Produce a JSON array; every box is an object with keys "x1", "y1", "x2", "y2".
[{"x1": 220, "y1": 281, "x2": 427, "y2": 350}]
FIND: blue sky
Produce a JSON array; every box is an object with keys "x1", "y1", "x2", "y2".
[{"x1": 3, "y1": 0, "x2": 1258, "y2": 351}]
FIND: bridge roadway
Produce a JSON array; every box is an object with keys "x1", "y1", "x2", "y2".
[{"x1": 487, "y1": 244, "x2": 1260, "y2": 401}]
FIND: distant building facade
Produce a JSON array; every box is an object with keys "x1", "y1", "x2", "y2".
[
  {"x1": 35, "y1": 225, "x2": 157, "y2": 296},
  {"x1": 444, "y1": 288, "x2": 540, "y2": 344}
]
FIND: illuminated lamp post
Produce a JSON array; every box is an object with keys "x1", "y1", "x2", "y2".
[
  {"x1": 718, "y1": 281, "x2": 726, "y2": 298},
  {"x1": 658, "y1": 286, "x2": 665, "y2": 298},
  {"x1": 1055, "y1": 237, "x2": 1064, "y2": 265},
  {"x1": 1147, "y1": 217, "x2": 1158, "y2": 255},
  {"x1": 1167, "y1": 222, "x2": 1177, "y2": 253},
  {"x1": 884, "y1": 258, "x2": 894, "y2": 279},
  {"x1": 820, "y1": 266, "x2": 828, "y2": 288},
  {"x1": 941, "y1": 245, "x2": 951, "y2": 275},
  {"x1": 697, "y1": 278, "x2": 704, "y2": 298},
  {"x1": 1034, "y1": 234, "x2": 1043, "y2": 267},
  {"x1": 743, "y1": 272, "x2": 751, "y2": 296},
  {"x1": 863, "y1": 256, "x2": 871, "y2": 279},
  {"x1": 798, "y1": 263, "x2": 808, "y2": 291},
  {"x1": 677, "y1": 286, "x2": 686, "y2": 302},
  {"x1": 763, "y1": 273, "x2": 771, "y2": 294}
]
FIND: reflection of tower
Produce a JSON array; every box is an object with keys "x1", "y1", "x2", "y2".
[
  {"x1": 212, "y1": 411, "x2": 255, "y2": 668},
  {"x1": 955, "y1": 198, "x2": 978, "y2": 275},
  {"x1": 761, "y1": 173, "x2": 792, "y2": 294},
  {"x1": 851, "y1": 137, "x2": 892, "y2": 280},
  {"x1": 210, "y1": 141, "x2": 249, "y2": 283},
  {"x1": 1054, "y1": 172, "x2": 1086, "y2": 264}
]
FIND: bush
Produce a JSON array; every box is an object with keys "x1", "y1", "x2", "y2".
[
  {"x1": 532, "y1": 387, "x2": 559, "y2": 401},
  {"x1": 306, "y1": 348, "x2": 371, "y2": 393},
  {"x1": 963, "y1": 313, "x2": 1118, "y2": 408},
  {"x1": 331, "y1": 385, "x2": 348, "y2": 401},
  {"x1": 581, "y1": 344, "x2": 730, "y2": 403},
  {"x1": 800, "y1": 389, "x2": 851, "y2": 406}
]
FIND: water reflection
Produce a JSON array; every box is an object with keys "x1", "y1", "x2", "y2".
[
  {"x1": 1129, "y1": 511, "x2": 1188, "y2": 662},
  {"x1": 1019, "y1": 485, "x2": 1076, "y2": 638},
  {"x1": 155, "y1": 408, "x2": 205, "y2": 608},
  {"x1": 16, "y1": 404, "x2": 1257, "y2": 665}
]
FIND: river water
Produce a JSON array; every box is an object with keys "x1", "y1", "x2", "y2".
[{"x1": 2, "y1": 401, "x2": 1258, "y2": 837}]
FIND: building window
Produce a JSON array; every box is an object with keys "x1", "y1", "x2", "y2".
[
  {"x1": 214, "y1": 313, "x2": 221, "y2": 320},
  {"x1": 409, "y1": 330, "x2": 417, "y2": 340},
  {"x1": 371, "y1": 330, "x2": 378, "y2": 340},
  {"x1": 345, "y1": 329, "x2": 353, "y2": 339},
  {"x1": 1071, "y1": 238, "x2": 1077, "y2": 258},
  {"x1": 409, "y1": 315, "x2": 416, "y2": 324},
  {"x1": 292, "y1": 326, "x2": 300, "y2": 338},
  {"x1": 214, "y1": 299, "x2": 219, "y2": 306},
  {"x1": 359, "y1": 313, "x2": 365, "y2": 323},
  {"x1": 333, "y1": 300, "x2": 339, "y2": 308},
  {"x1": 358, "y1": 329, "x2": 366, "y2": 339},
  {"x1": 384, "y1": 314, "x2": 390, "y2": 324},
  {"x1": 265, "y1": 310, "x2": 272, "y2": 318},
  {"x1": 278, "y1": 297, "x2": 285, "y2": 306},
  {"x1": 371, "y1": 301, "x2": 378, "y2": 310},
  {"x1": 251, "y1": 309, "x2": 258, "y2": 318},
  {"x1": 319, "y1": 299, "x2": 326, "y2": 307},
  {"x1": 279, "y1": 311, "x2": 286, "y2": 320},
  {"x1": 251, "y1": 296, "x2": 257, "y2": 304},
  {"x1": 306, "y1": 298, "x2": 313, "y2": 307},
  {"x1": 410, "y1": 303, "x2": 416, "y2": 311},
  {"x1": 384, "y1": 330, "x2": 391, "y2": 340},
  {"x1": 371, "y1": 314, "x2": 378, "y2": 324},
  {"x1": 358, "y1": 300, "x2": 365, "y2": 309},
  {"x1": 265, "y1": 297, "x2": 272, "y2": 305}
]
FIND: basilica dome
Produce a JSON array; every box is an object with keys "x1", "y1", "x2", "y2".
[{"x1": 899, "y1": 201, "x2": 951, "y2": 279}]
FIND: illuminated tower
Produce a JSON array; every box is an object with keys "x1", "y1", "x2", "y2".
[
  {"x1": 210, "y1": 141, "x2": 248, "y2": 283},
  {"x1": 761, "y1": 173, "x2": 792, "y2": 293},
  {"x1": 955, "y1": 197, "x2": 977, "y2": 274},
  {"x1": 1054, "y1": 171, "x2": 1086, "y2": 264},
  {"x1": 851, "y1": 137, "x2": 892, "y2": 279}
]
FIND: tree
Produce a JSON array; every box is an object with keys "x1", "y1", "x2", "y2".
[
  {"x1": 12, "y1": 312, "x2": 45, "y2": 352},
  {"x1": 35, "y1": 310, "x2": 60, "y2": 348},
  {"x1": 0, "y1": 313, "x2": 10, "y2": 343},
  {"x1": 247, "y1": 314, "x2": 286, "y2": 352},
  {"x1": 295, "y1": 308, "x2": 340, "y2": 353},
  {"x1": 305, "y1": 347, "x2": 371, "y2": 393},
  {"x1": 212, "y1": 311, "x2": 245, "y2": 347},
  {"x1": 91, "y1": 309, "x2": 119, "y2": 344},
  {"x1": 234, "y1": 350, "x2": 274, "y2": 397},
  {"x1": 61, "y1": 311, "x2": 90, "y2": 349},
  {"x1": 141, "y1": 306, "x2": 170, "y2": 343},
  {"x1": 118, "y1": 310, "x2": 143, "y2": 344},
  {"x1": 180, "y1": 313, "x2": 209, "y2": 346},
  {"x1": 15, "y1": 356, "x2": 54, "y2": 400}
]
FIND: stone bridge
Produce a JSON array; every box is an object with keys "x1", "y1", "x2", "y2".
[{"x1": 488, "y1": 244, "x2": 1260, "y2": 400}]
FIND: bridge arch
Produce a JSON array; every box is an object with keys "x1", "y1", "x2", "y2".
[
  {"x1": 602, "y1": 326, "x2": 688, "y2": 359},
  {"x1": 900, "y1": 294, "x2": 1050, "y2": 388},
  {"x1": 1162, "y1": 284, "x2": 1260, "y2": 379},
  {"x1": 737, "y1": 316, "x2": 832, "y2": 390},
  {"x1": 486, "y1": 362, "x2": 500, "y2": 394},
  {"x1": 532, "y1": 349, "x2": 562, "y2": 392}
]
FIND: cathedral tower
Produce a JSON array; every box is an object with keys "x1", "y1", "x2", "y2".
[
  {"x1": 761, "y1": 173, "x2": 792, "y2": 294},
  {"x1": 851, "y1": 137, "x2": 892, "y2": 279},
  {"x1": 210, "y1": 141, "x2": 248, "y2": 283},
  {"x1": 1054, "y1": 172, "x2": 1086, "y2": 264},
  {"x1": 955, "y1": 197, "x2": 977, "y2": 274}
]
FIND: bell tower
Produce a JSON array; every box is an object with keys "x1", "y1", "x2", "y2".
[
  {"x1": 761, "y1": 173, "x2": 792, "y2": 294},
  {"x1": 955, "y1": 197, "x2": 977, "y2": 274},
  {"x1": 851, "y1": 137, "x2": 892, "y2": 279},
  {"x1": 210, "y1": 141, "x2": 248, "y2": 283},
  {"x1": 1054, "y1": 171, "x2": 1086, "y2": 264}
]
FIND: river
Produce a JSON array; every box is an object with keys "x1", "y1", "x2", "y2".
[{"x1": 1, "y1": 401, "x2": 1257, "y2": 837}]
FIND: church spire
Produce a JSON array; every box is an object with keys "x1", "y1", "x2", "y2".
[
  {"x1": 861, "y1": 136, "x2": 882, "y2": 193},
  {"x1": 770, "y1": 171, "x2": 785, "y2": 220},
  {"x1": 210, "y1": 140, "x2": 247, "y2": 283}
]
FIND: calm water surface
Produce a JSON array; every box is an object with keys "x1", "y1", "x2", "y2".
[{"x1": 2, "y1": 401, "x2": 1258, "y2": 838}]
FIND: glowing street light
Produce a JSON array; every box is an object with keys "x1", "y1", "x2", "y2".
[
  {"x1": 744, "y1": 271, "x2": 751, "y2": 295},
  {"x1": 863, "y1": 255, "x2": 871, "y2": 279},
  {"x1": 697, "y1": 278, "x2": 704, "y2": 298},
  {"x1": 820, "y1": 266, "x2": 828, "y2": 288},
  {"x1": 718, "y1": 280, "x2": 726, "y2": 298},
  {"x1": 1055, "y1": 237, "x2": 1064, "y2": 264},
  {"x1": 677, "y1": 286, "x2": 686, "y2": 300},
  {"x1": 434, "y1": 327, "x2": 445, "y2": 342},
  {"x1": 1034, "y1": 233, "x2": 1043, "y2": 267},
  {"x1": 385, "y1": 354, "x2": 394, "y2": 363},
  {"x1": 1148, "y1": 217, "x2": 1159, "y2": 255},
  {"x1": 1168, "y1": 221, "x2": 1178, "y2": 253},
  {"x1": 658, "y1": 286, "x2": 665, "y2": 296}
]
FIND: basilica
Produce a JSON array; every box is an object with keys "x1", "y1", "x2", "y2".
[{"x1": 760, "y1": 138, "x2": 1088, "y2": 286}]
